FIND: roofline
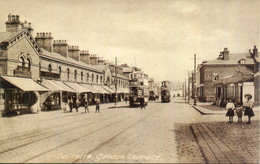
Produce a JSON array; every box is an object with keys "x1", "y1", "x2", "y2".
[{"x1": 40, "y1": 54, "x2": 103, "y2": 74}]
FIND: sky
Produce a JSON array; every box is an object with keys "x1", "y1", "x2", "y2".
[{"x1": 0, "y1": 0, "x2": 259, "y2": 83}]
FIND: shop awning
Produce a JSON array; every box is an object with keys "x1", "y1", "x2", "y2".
[
  {"x1": 102, "y1": 86, "x2": 115, "y2": 93},
  {"x1": 109, "y1": 87, "x2": 125, "y2": 93},
  {"x1": 121, "y1": 87, "x2": 129, "y2": 93},
  {"x1": 80, "y1": 83, "x2": 100, "y2": 93},
  {"x1": 214, "y1": 72, "x2": 253, "y2": 85},
  {"x1": 64, "y1": 82, "x2": 90, "y2": 93},
  {"x1": 1, "y1": 76, "x2": 48, "y2": 91},
  {"x1": 52, "y1": 80, "x2": 76, "y2": 92},
  {"x1": 93, "y1": 85, "x2": 110, "y2": 94},
  {"x1": 41, "y1": 79, "x2": 66, "y2": 91}
]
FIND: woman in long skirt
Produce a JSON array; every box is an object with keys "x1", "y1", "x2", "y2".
[{"x1": 243, "y1": 94, "x2": 254, "y2": 124}]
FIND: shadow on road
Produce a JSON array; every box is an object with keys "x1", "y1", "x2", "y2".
[{"x1": 108, "y1": 105, "x2": 130, "y2": 109}]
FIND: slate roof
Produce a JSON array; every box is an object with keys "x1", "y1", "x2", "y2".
[
  {"x1": 40, "y1": 48, "x2": 103, "y2": 73},
  {"x1": 0, "y1": 29, "x2": 27, "y2": 43},
  {"x1": 203, "y1": 53, "x2": 254, "y2": 65}
]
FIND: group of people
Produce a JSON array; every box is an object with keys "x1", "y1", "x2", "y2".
[
  {"x1": 64, "y1": 97, "x2": 100, "y2": 113},
  {"x1": 226, "y1": 94, "x2": 254, "y2": 124}
]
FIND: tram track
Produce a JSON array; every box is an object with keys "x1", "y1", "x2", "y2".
[
  {"x1": 1, "y1": 103, "x2": 162, "y2": 163},
  {"x1": 73, "y1": 103, "x2": 164, "y2": 163},
  {"x1": 0, "y1": 109, "x2": 131, "y2": 155},
  {"x1": 0, "y1": 105, "x2": 117, "y2": 144},
  {"x1": 25, "y1": 103, "x2": 163, "y2": 163}
]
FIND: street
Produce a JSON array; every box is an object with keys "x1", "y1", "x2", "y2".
[{"x1": 0, "y1": 98, "x2": 258, "y2": 163}]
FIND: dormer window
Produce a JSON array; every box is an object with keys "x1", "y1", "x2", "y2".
[{"x1": 238, "y1": 59, "x2": 246, "y2": 64}]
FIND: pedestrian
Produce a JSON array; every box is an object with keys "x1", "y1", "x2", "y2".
[
  {"x1": 235, "y1": 103, "x2": 243, "y2": 123},
  {"x1": 83, "y1": 97, "x2": 89, "y2": 113},
  {"x1": 95, "y1": 99, "x2": 100, "y2": 113},
  {"x1": 69, "y1": 99, "x2": 73, "y2": 113},
  {"x1": 75, "y1": 99, "x2": 80, "y2": 113},
  {"x1": 243, "y1": 94, "x2": 254, "y2": 124},
  {"x1": 125, "y1": 96, "x2": 128, "y2": 104},
  {"x1": 226, "y1": 98, "x2": 235, "y2": 123},
  {"x1": 140, "y1": 98, "x2": 145, "y2": 109}
]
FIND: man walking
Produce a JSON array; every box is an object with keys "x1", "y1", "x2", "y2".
[
  {"x1": 69, "y1": 98, "x2": 73, "y2": 113},
  {"x1": 95, "y1": 99, "x2": 100, "y2": 113},
  {"x1": 84, "y1": 97, "x2": 89, "y2": 113},
  {"x1": 140, "y1": 98, "x2": 145, "y2": 110}
]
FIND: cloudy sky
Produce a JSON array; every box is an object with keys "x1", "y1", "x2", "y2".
[{"x1": 0, "y1": 0, "x2": 259, "y2": 83}]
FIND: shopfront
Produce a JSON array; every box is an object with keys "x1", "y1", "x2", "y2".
[{"x1": 0, "y1": 76, "x2": 48, "y2": 115}]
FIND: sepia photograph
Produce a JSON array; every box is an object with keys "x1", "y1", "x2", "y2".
[{"x1": 0, "y1": 0, "x2": 259, "y2": 163}]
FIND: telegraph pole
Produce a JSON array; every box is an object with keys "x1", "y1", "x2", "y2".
[
  {"x1": 115, "y1": 57, "x2": 118, "y2": 105},
  {"x1": 194, "y1": 54, "x2": 197, "y2": 106},
  {"x1": 188, "y1": 71, "x2": 190, "y2": 103},
  {"x1": 184, "y1": 78, "x2": 186, "y2": 100}
]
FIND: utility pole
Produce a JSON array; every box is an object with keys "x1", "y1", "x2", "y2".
[
  {"x1": 115, "y1": 57, "x2": 118, "y2": 105},
  {"x1": 184, "y1": 78, "x2": 186, "y2": 100},
  {"x1": 188, "y1": 71, "x2": 190, "y2": 103},
  {"x1": 194, "y1": 54, "x2": 197, "y2": 106}
]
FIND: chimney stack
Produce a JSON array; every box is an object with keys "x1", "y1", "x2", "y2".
[
  {"x1": 253, "y1": 45, "x2": 258, "y2": 57},
  {"x1": 80, "y1": 50, "x2": 90, "y2": 64},
  {"x1": 222, "y1": 48, "x2": 229, "y2": 60},
  {"x1": 5, "y1": 13, "x2": 23, "y2": 32},
  {"x1": 35, "y1": 32, "x2": 53, "y2": 52},
  {"x1": 68, "y1": 45, "x2": 80, "y2": 61},
  {"x1": 89, "y1": 54, "x2": 98, "y2": 65},
  {"x1": 53, "y1": 40, "x2": 69, "y2": 58}
]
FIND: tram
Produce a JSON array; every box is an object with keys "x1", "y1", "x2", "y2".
[
  {"x1": 129, "y1": 71, "x2": 149, "y2": 107},
  {"x1": 161, "y1": 81, "x2": 171, "y2": 103}
]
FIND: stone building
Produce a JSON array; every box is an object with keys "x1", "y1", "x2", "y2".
[
  {"x1": 0, "y1": 14, "x2": 47, "y2": 115},
  {"x1": 0, "y1": 14, "x2": 131, "y2": 116},
  {"x1": 198, "y1": 48, "x2": 254, "y2": 102}
]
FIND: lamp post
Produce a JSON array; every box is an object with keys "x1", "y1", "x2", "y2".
[
  {"x1": 115, "y1": 57, "x2": 118, "y2": 106},
  {"x1": 194, "y1": 54, "x2": 197, "y2": 106}
]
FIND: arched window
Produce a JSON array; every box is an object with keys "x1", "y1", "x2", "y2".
[
  {"x1": 48, "y1": 64, "x2": 52, "y2": 72},
  {"x1": 19, "y1": 56, "x2": 25, "y2": 67},
  {"x1": 100, "y1": 76, "x2": 103, "y2": 84},
  {"x1": 96, "y1": 75, "x2": 99, "y2": 83},
  {"x1": 92, "y1": 74, "x2": 94, "y2": 83},
  {"x1": 81, "y1": 71, "x2": 83, "y2": 81},
  {"x1": 74, "y1": 70, "x2": 77, "y2": 81},
  {"x1": 27, "y1": 58, "x2": 31, "y2": 70},
  {"x1": 58, "y1": 66, "x2": 62, "y2": 75},
  {"x1": 67, "y1": 68, "x2": 70, "y2": 80},
  {"x1": 87, "y1": 73, "x2": 89, "y2": 82},
  {"x1": 39, "y1": 62, "x2": 41, "y2": 71}
]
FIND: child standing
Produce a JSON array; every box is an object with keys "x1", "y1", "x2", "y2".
[
  {"x1": 235, "y1": 104, "x2": 243, "y2": 123},
  {"x1": 226, "y1": 99, "x2": 235, "y2": 123}
]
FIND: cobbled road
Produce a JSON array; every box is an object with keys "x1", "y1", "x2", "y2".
[{"x1": 0, "y1": 98, "x2": 258, "y2": 163}]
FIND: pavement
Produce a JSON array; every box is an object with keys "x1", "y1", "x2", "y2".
[{"x1": 186, "y1": 99, "x2": 260, "y2": 115}]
